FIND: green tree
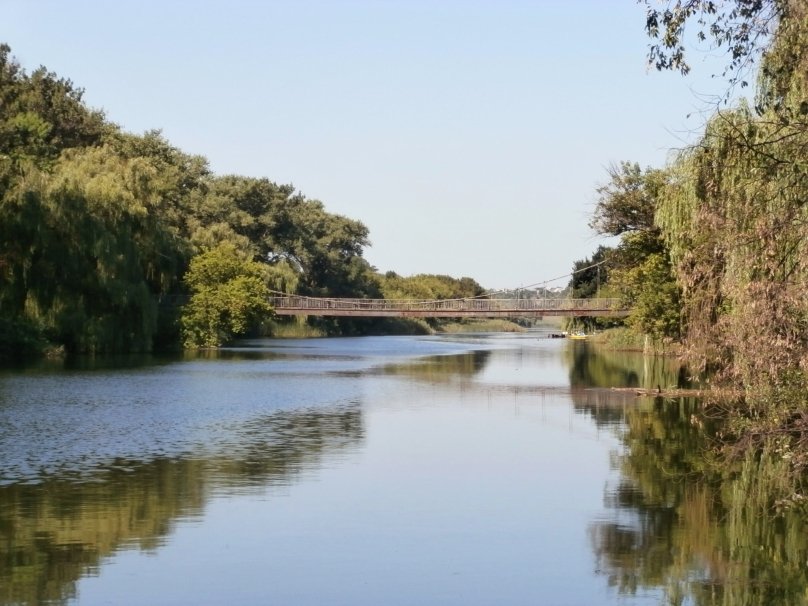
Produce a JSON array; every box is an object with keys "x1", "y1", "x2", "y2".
[
  {"x1": 1, "y1": 142, "x2": 187, "y2": 353},
  {"x1": 0, "y1": 44, "x2": 113, "y2": 356},
  {"x1": 189, "y1": 175, "x2": 383, "y2": 335},
  {"x1": 380, "y1": 272, "x2": 484, "y2": 301},
  {"x1": 189, "y1": 175, "x2": 382, "y2": 299},
  {"x1": 2, "y1": 42, "x2": 480, "y2": 352},
  {"x1": 590, "y1": 162, "x2": 664, "y2": 236},
  {"x1": 640, "y1": 1, "x2": 808, "y2": 468},
  {"x1": 653, "y1": 5, "x2": 808, "y2": 385},
  {"x1": 181, "y1": 243, "x2": 272, "y2": 348},
  {"x1": 609, "y1": 249, "x2": 681, "y2": 340},
  {"x1": 569, "y1": 246, "x2": 610, "y2": 299},
  {"x1": 0, "y1": 44, "x2": 107, "y2": 169},
  {"x1": 583, "y1": 163, "x2": 682, "y2": 340}
]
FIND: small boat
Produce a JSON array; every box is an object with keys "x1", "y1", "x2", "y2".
[{"x1": 568, "y1": 332, "x2": 588, "y2": 340}]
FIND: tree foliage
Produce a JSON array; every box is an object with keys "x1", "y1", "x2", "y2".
[
  {"x1": 657, "y1": 104, "x2": 808, "y2": 386},
  {"x1": 569, "y1": 246, "x2": 610, "y2": 299},
  {"x1": 641, "y1": 0, "x2": 782, "y2": 89},
  {"x1": 653, "y1": 4, "x2": 808, "y2": 391},
  {"x1": 631, "y1": 2, "x2": 808, "y2": 470},
  {"x1": 0, "y1": 44, "x2": 417, "y2": 356},
  {"x1": 579, "y1": 163, "x2": 682, "y2": 341},
  {"x1": 380, "y1": 272, "x2": 484, "y2": 301},
  {"x1": 0, "y1": 44, "x2": 107, "y2": 170},
  {"x1": 608, "y1": 248, "x2": 681, "y2": 340},
  {"x1": 590, "y1": 162, "x2": 664, "y2": 236},
  {"x1": 181, "y1": 244, "x2": 272, "y2": 348}
]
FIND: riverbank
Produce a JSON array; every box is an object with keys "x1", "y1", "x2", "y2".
[
  {"x1": 589, "y1": 326, "x2": 681, "y2": 356},
  {"x1": 264, "y1": 317, "x2": 527, "y2": 339}
]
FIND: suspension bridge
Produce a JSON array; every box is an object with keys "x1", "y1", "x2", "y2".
[
  {"x1": 268, "y1": 260, "x2": 625, "y2": 318},
  {"x1": 269, "y1": 295, "x2": 628, "y2": 318}
]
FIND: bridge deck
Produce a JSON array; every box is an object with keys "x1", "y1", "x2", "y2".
[{"x1": 270, "y1": 296, "x2": 628, "y2": 318}]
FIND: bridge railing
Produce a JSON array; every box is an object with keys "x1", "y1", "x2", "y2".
[{"x1": 269, "y1": 296, "x2": 624, "y2": 313}]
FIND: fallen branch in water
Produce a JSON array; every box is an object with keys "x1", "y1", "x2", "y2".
[{"x1": 607, "y1": 387, "x2": 707, "y2": 397}]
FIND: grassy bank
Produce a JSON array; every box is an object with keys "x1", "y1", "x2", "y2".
[
  {"x1": 435, "y1": 319, "x2": 525, "y2": 333},
  {"x1": 590, "y1": 326, "x2": 680, "y2": 356},
  {"x1": 262, "y1": 318, "x2": 327, "y2": 338},
  {"x1": 261, "y1": 316, "x2": 527, "y2": 338}
]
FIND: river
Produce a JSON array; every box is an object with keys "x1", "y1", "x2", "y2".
[{"x1": 0, "y1": 332, "x2": 805, "y2": 605}]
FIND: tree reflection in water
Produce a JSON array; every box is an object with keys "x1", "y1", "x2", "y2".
[
  {"x1": 570, "y1": 346, "x2": 808, "y2": 605},
  {"x1": 0, "y1": 405, "x2": 363, "y2": 606}
]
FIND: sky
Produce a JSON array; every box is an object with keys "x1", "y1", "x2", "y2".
[{"x1": 4, "y1": 0, "x2": 737, "y2": 290}]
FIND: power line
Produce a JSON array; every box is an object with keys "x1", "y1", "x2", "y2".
[{"x1": 482, "y1": 259, "x2": 608, "y2": 298}]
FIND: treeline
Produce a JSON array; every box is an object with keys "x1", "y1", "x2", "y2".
[
  {"x1": 570, "y1": 2, "x2": 807, "y2": 456},
  {"x1": 0, "y1": 44, "x2": 483, "y2": 356}
]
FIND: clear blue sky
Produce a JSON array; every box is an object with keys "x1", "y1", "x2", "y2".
[{"x1": 5, "y1": 0, "x2": 736, "y2": 289}]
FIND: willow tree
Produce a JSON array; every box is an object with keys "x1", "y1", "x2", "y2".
[
  {"x1": 14, "y1": 146, "x2": 187, "y2": 353},
  {"x1": 0, "y1": 44, "x2": 110, "y2": 356},
  {"x1": 646, "y1": 6, "x2": 808, "y2": 486},
  {"x1": 655, "y1": 6, "x2": 808, "y2": 389}
]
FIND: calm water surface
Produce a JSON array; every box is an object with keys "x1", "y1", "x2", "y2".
[{"x1": 1, "y1": 333, "x2": 803, "y2": 605}]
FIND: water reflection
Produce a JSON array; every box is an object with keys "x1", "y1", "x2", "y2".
[
  {"x1": 0, "y1": 404, "x2": 362, "y2": 606},
  {"x1": 566, "y1": 342, "x2": 689, "y2": 433},
  {"x1": 2, "y1": 337, "x2": 804, "y2": 606},
  {"x1": 566, "y1": 342, "x2": 688, "y2": 392},
  {"x1": 584, "y1": 378, "x2": 808, "y2": 605},
  {"x1": 0, "y1": 336, "x2": 495, "y2": 606},
  {"x1": 375, "y1": 350, "x2": 491, "y2": 382},
  {"x1": 561, "y1": 345, "x2": 808, "y2": 605}
]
